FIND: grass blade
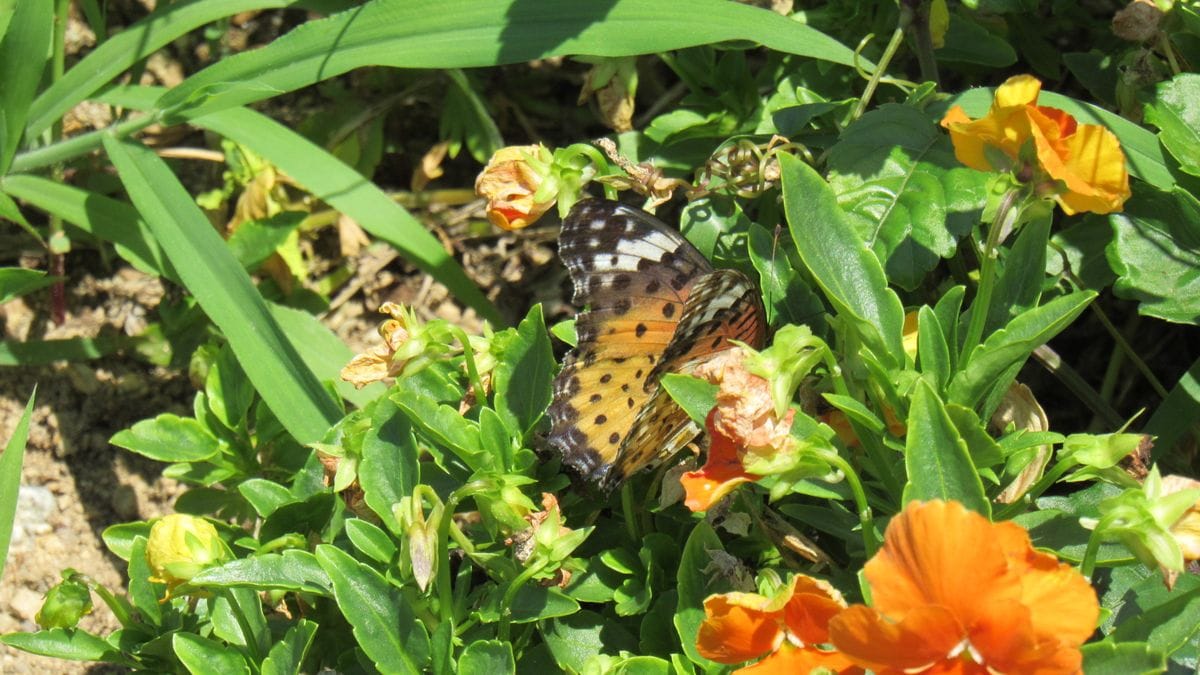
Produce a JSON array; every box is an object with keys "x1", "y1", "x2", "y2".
[
  {"x1": 0, "y1": 388, "x2": 36, "y2": 581},
  {"x1": 102, "y1": 136, "x2": 340, "y2": 444},
  {"x1": 0, "y1": 1, "x2": 52, "y2": 172}
]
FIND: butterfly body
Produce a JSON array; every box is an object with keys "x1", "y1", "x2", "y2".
[{"x1": 548, "y1": 199, "x2": 766, "y2": 489}]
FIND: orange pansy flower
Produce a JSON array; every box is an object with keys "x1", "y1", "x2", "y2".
[
  {"x1": 697, "y1": 575, "x2": 862, "y2": 674},
  {"x1": 828, "y1": 500, "x2": 1099, "y2": 674},
  {"x1": 474, "y1": 144, "x2": 557, "y2": 230},
  {"x1": 941, "y1": 75, "x2": 1130, "y2": 215},
  {"x1": 681, "y1": 409, "x2": 761, "y2": 512}
]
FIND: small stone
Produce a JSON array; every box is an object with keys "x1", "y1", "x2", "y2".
[
  {"x1": 111, "y1": 484, "x2": 139, "y2": 521},
  {"x1": 10, "y1": 587, "x2": 44, "y2": 622}
]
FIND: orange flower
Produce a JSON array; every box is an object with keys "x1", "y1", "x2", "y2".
[
  {"x1": 941, "y1": 75, "x2": 1130, "y2": 215},
  {"x1": 474, "y1": 144, "x2": 557, "y2": 230},
  {"x1": 828, "y1": 500, "x2": 1099, "y2": 674},
  {"x1": 697, "y1": 575, "x2": 862, "y2": 674},
  {"x1": 681, "y1": 409, "x2": 761, "y2": 512}
]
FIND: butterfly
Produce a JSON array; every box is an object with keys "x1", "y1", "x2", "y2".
[{"x1": 547, "y1": 199, "x2": 767, "y2": 490}]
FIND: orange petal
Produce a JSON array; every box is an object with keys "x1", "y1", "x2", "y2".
[
  {"x1": 992, "y1": 75, "x2": 1042, "y2": 109},
  {"x1": 682, "y1": 410, "x2": 758, "y2": 512},
  {"x1": 1054, "y1": 124, "x2": 1130, "y2": 215},
  {"x1": 739, "y1": 641, "x2": 863, "y2": 675},
  {"x1": 864, "y1": 501, "x2": 1018, "y2": 624},
  {"x1": 828, "y1": 604, "x2": 966, "y2": 673},
  {"x1": 697, "y1": 594, "x2": 781, "y2": 664},
  {"x1": 1013, "y1": 555, "x2": 1099, "y2": 647},
  {"x1": 969, "y1": 601, "x2": 1085, "y2": 675},
  {"x1": 782, "y1": 576, "x2": 848, "y2": 644}
]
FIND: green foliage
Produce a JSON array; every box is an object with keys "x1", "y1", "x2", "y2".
[{"x1": 4, "y1": 0, "x2": 1200, "y2": 672}]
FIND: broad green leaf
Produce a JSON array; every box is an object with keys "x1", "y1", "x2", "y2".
[
  {"x1": 345, "y1": 518, "x2": 397, "y2": 564},
  {"x1": 0, "y1": 174, "x2": 172, "y2": 279},
  {"x1": 493, "y1": 304, "x2": 554, "y2": 437},
  {"x1": 1018, "y1": 483, "x2": 1133, "y2": 564},
  {"x1": 211, "y1": 587, "x2": 269, "y2": 655},
  {"x1": 747, "y1": 222, "x2": 824, "y2": 328},
  {"x1": 935, "y1": 12, "x2": 1016, "y2": 66},
  {"x1": 478, "y1": 585, "x2": 580, "y2": 624},
  {"x1": 0, "y1": 629, "x2": 132, "y2": 665},
  {"x1": 1107, "y1": 186, "x2": 1200, "y2": 325},
  {"x1": 154, "y1": 0, "x2": 862, "y2": 121},
  {"x1": 1080, "y1": 641, "x2": 1166, "y2": 675},
  {"x1": 0, "y1": 388, "x2": 34, "y2": 580},
  {"x1": 542, "y1": 610, "x2": 638, "y2": 672},
  {"x1": 127, "y1": 536, "x2": 164, "y2": 627},
  {"x1": 781, "y1": 153, "x2": 906, "y2": 367},
  {"x1": 101, "y1": 521, "x2": 152, "y2": 561},
  {"x1": 0, "y1": 269, "x2": 58, "y2": 304},
  {"x1": 1145, "y1": 355, "x2": 1200, "y2": 463},
  {"x1": 237, "y1": 478, "x2": 294, "y2": 518},
  {"x1": 226, "y1": 212, "x2": 306, "y2": 270},
  {"x1": 1048, "y1": 216, "x2": 1116, "y2": 291},
  {"x1": 102, "y1": 136, "x2": 340, "y2": 444},
  {"x1": 23, "y1": 0, "x2": 293, "y2": 140},
  {"x1": 1110, "y1": 572, "x2": 1200, "y2": 655},
  {"x1": 173, "y1": 633, "x2": 251, "y2": 675},
  {"x1": 316, "y1": 544, "x2": 429, "y2": 673},
  {"x1": 188, "y1": 550, "x2": 333, "y2": 596},
  {"x1": 1144, "y1": 74, "x2": 1200, "y2": 177},
  {"x1": 206, "y1": 346, "x2": 255, "y2": 430},
  {"x1": 458, "y1": 641, "x2": 515, "y2": 675},
  {"x1": 550, "y1": 319, "x2": 577, "y2": 347},
  {"x1": 261, "y1": 620, "x2": 318, "y2": 675},
  {"x1": 675, "y1": 521, "x2": 724, "y2": 667},
  {"x1": 659, "y1": 374, "x2": 718, "y2": 425},
  {"x1": 903, "y1": 379, "x2": 989, "y2": 515},
  {"x1": 259, "y1": 491, "x2": 336, "y2": 542},
  {"x1": 827, "y1": 104, "x2": 987, "y2": 290},
  {"x1": 0, "y1": 1, "x2": 51, "y2": 173},
  {"x1": 948, "y1": 291, "x2": 1096, "y2": 411},
  {"x1": 360, "y1": 397, "x2": 419, "y2": 533},
  {"x1": 986, "y1": 217, "x2": 1049, "y2": 335},
  {"x1": 944, "y1": 88, "x2": 1173, "y2": 189},
  {"x1": 110, "y1": 414, "x2": 222, "y2": 463}
]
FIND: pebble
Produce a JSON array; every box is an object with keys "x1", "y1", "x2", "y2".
[
  {"x1": 9, "y1": 588, "x2": 43, "y2": 623},
  {"x1": 8, "y1": 486, "x2": 55, "y2": 553}
]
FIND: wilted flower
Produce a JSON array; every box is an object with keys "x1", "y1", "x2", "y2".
[
  {"x1": 991, "y1": 382, "x2": 1052, "y2": 504},
  {"x1": 145, "y1": 514, "x2": 230, "y2": 597},
  {"x1": 506, "y1": 493, "x2": 590, "y2": 588},
  {"x1": 397, "y1": 487, "x2": 444, "y2": 592},
  {"x1": 696, "y1": 574, "x2": 860, "y2": 673},
  {"x1": 340, "y1": 303, "x2": 455, "y2": 388},
  {"x1": 829, "y1": 500, "x2": 1099, "y2": 674},
  {"x1": 696, "y1": 348, "x2": 797, "y2": 454},
  {"x1": 941, "y1": 74, "x2": 1131, "y2": 215},
  {"x1": 681, "y1": 409, "x2": 763, "y2": 512},
  {"x1": 474, "y1": 144, "x2": 558, "y2": 230}
]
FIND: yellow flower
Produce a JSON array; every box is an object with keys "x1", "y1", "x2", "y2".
[
  {"x1": 145, "y1": 514, "x2": 229, "y2": 596},
  {"x1": 474, "y1": 144, "x2": 557, "y2": 230},
  {"x1": 941, "y1": 75, "x2": 1131, "y2": 215}
]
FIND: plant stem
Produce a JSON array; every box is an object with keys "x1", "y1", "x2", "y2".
[
  {"x1": 435, "y1": 493, "x2": 460, "y2": 631},
  {"x1": 908, "y1": 0, "x2": 940, "y2": 84},
  {"x1": 825, "y1": 453, "x2": 878, "y2": 557},
  {"x1": 219, "y1": 589, "x2": 262, "y2": 668},
  {"x1": 1079, "y1": 527, "x2": 1103, "y2": 580},
  {"x1": 10, "y1": 113, "x2": 160, "y2": 173},
  {"x1": 620, "y1": 482, "x2": 640, "y2": 543},
  {"x1": 822, "y1": 349, "x2": 901, "y2": 498},
  {"x1": 1089, "y1": 307, "x2": 1169, "y2": 400},
  {"x1": 959, "y1": 188, "x2": 1023, "y2": 366},
  {"x1": 1032, "y1": 345, "x2": 1124, "y2": 430},
  {"x1": 852, "y1": 22, "x2": 907, "y2": 121}
]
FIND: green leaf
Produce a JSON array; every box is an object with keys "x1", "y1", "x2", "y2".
[
  {"x1": 259, "y1": 492, "x2": 336, "y2": 542},
  {"x1": 1145, "y1": 355, "x2": 1200, "y2": 463},
  {"x1": 188, "y1": 550, "x2": 333, "y2": 596},
  {"x1": 549, "y1": 319, "x2": 577, "y2": 347},
  {"x1": 441, "y1": 69, "x2": 503, "y2": 164},
  {"x1": 261, "y1": 619, "x2": 318, "y2": 675},
  {"x1": 109, "y1": 414, "x2": 222, "y2": 463},
  {"x1": 781, "y1": 153, "x2": 906, "y2": 366},
  {"x1": 211, "y1": 587, "x2": 268, "y2": 654},
  {"x1": 206, "y1": 345, "x2": 255, "y2": 430},
  {"x1": 1048, "y1": 216, "x2": 1116, "y2": 291},
  {"x1": 127, "y1": 536, "x2": 164, "y2": 627},
  {"x1": 541, "y1": 610, "x2": 638, "y2": 672},
  {"x1": 173, "y1": 633, "x2": 251, "y2": 675},
  {"x1": 0, "y1": 268, "x2": 58, "y2": 304},
  {"x1": 1110, "y1": 573, "x2": 1200, "y2": 655},
  {"x1": 1107, "y1": 186, "x2": 1200, "y2": 325},
  {"x1": 0, "y1": 336, "x2": 128, "y2": 366},
  {"x1": 23, "y1": 0, "x2": 293, "y2": 140},
  {"x1": 265, "y1": 301, "x2": 384, "y2": 409},
  {"x1": 948, "y1": 291, "x2": 1096, "y2": 411},
  {"x1": 674, "y1": 521, "x2": 724, "y2": 667},
  {"x1": 0, "y1": 388, "x2": 35, "y2": 581},
  {"x1": 0, "y1": 629, "x2": 131, "y2": 665},
  {"x1": 659, "y1": 374, "x2": 718, "y2": 425},
  {"x1": 903, "y1": 379, "x2": 989, "y2": 515},
  {"x1": 345, "y1": 518, "x2": 397, "y2": 564},
  {"x1": 360, "y1": 397, "x2": 419, "y2": 533},
  {"x1": 493, "y1": 304, "x2": 554, "y2": 437},
  {"x1": 0, "y1": 0, "x2": 51, "y2": 173},
  {"x1": 237, "y1": 479, "x2": 294, "y2": 518},
  {"x1": 986, "y1": 218, "x2": 1049, "y2": 335},
  {"x1": 935, "y1": 11, "x2": 1016, "y2": 66},
  {"x1": 0, "y1": 174, "x2": 172, "y2": 279},
  {"x1": 827, "y1": 104, "x2": 987, "y2": 290},
  {"x1": 316, "y1": 544, "x2": 429, "y2": 673},
  {"x1": 102, "y1": 136, "x2": 340, "y2": 444},
  {"x1": 1080, "y1": 640, "x2": 1166, "y2": 675},
  {"x1": 478, "y1": 585, "x2": 580, "y2": 624},
  {"x1": 153, "y1": 0, "x2": 862, "y2": 121},
  {"x1": 101, "y1": 521, "x2": 152, "y2": 561},
  {"x1": 943, "y1": 88, "x2": 1173, "y2": 190},
  {"x1": 226, "y1": 212, "x2": 306, "y2": 270},
  {"x1": 916, "y1": 306, "x2": 950, "y2": 391},
  {"x1": 747, "y1": 222, "x2": 825, "y2": 327},
  {"x1": 1144, "y1": 74, "x2": 1200, "y2": 177},
  {"x1": 457, "y1": 641, "x2": 515, "y2": 675}
]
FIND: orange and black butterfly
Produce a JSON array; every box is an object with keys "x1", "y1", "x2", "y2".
[{"x1": 548, "y1": 199, "x2": 767, "y2": 490}]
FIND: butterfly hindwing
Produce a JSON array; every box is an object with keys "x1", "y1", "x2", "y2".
[{"x1": 548, "y1": 199, "x2": 767, "y2": 488}]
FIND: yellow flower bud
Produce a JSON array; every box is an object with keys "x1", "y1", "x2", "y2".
[{"x1": 145, "y1": 514, "x2": 229, "y2": 592}]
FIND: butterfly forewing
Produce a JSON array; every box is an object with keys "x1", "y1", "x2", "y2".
[{"x1": 549, "y1": 199, "x2": 766, "y2": 488}]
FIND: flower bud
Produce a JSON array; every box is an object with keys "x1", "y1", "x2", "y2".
[
  {"x1": 35, "y1": 575, "x2": 92, "y2": 629},
  {"x1": 145, "y1": 514, "x2": 229, "y2": 592}
]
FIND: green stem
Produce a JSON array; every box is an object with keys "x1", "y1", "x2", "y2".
[
  {"x1": 218, "y1": 589, "x2": 262, "y2": 669},
  {"x1": 452, "y1": 327, "x2": 488, "y2": 409},
  {"x1": 9, "y1": 113, "x2": 161, "y2": 173},
  {"x1": 822, "y1": 349, "x2": 901, "y2": 498},
  {"x1": 620, "y1": 482, "x2": 641, "y2": 543},
  {"x1": 497, "y1": 562, "x2": 544, "y2": 642},
  {"x1": 1079, "y1": 527, "x2": 1104, "y2": 580},
  {"x1": 995, "y1": 455, "x2": 1076, "y2": 520},
  {"x1": 435, "y1": 493, "x2": 460, "y2": 630},
  {"x1": 908, "y1": 1, "x2": 940, "y2": 84},
  {"x1": 852, "y1": 20, "x2": 907, "y2": 121},
  {"x1": 1089, "y1": 307, "x2": 1169, "y2": 400},
  {"x1": 74, "y1": 573, "x2": 136, "y2": 628},
  {"x1": 959, "y1": 188, "x2": 1023, "y2": 366},
  {"x1": 824, "y1": 453, "x2": 878, "y2": 557}
]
